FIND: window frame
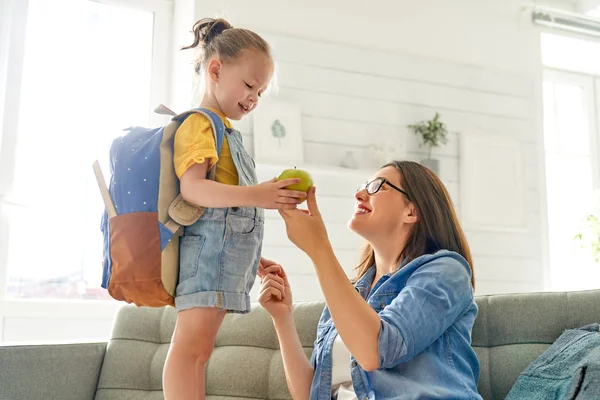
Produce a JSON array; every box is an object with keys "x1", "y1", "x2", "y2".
[
  {"x1": 0, "y1": 0, "x2": 173, "y2": 341},
  {"x1": 542, "y1": 69, "x2": 600, "y2": 290}
]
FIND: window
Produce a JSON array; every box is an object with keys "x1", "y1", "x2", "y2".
[
  {"x1": 586, "y1": 6, "x2": 600, "y2": 17},
  {"x1": 1, "y1": 0, "x2": 172, "y2": 300},
  {"x1": 541, "y1": 33, "x2": 600, "y2": 76},
  {"x1": 541, "y1": 33, "x2": 600, "y2": 291}
]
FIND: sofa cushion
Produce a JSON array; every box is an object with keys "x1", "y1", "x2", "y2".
[
  {"x1": 0, "y1": 342, "x2": 106, "y2": 400},
  {"x1": 96, "y1": 302, "x2": 323, "y2": 400}
]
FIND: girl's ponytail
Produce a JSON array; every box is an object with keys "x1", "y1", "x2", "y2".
[{"x1": 181, "y1": 18, "x2": 233, "y2": 51}]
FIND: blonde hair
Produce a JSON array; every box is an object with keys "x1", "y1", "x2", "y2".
[{"x1": 182, "y1": 18, "x2": 272, "y2": 75}]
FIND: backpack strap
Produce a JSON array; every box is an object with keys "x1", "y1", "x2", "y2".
[
  {"x1": 92, "y1": 160, "x2": 117, "y2": 218},
  {"x1": 166, "y1": 107, "x2": 228, "y2": 229}
]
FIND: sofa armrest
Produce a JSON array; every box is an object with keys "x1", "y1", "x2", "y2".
[{"x1": 0, "y1": 341, "x2": 107, "y2": 400}]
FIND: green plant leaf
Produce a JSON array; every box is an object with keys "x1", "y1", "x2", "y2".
[{"x1": 407, "y1": 112, "x2": 451, "y2": 152}]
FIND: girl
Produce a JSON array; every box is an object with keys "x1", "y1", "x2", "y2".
[
  {"x1": 259, "y1": 161, "x2": 482, "y2": 399},
  {"x1": 162, "y1": 18, "x2": 306, "y2": 400}
]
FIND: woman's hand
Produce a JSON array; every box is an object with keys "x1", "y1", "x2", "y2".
[
  {"x1": 278, "y1": 187, "x2": 331, "y2": 259},
  {"x1": 258, "y1": 259, "x2": 293, "y2": 321}
]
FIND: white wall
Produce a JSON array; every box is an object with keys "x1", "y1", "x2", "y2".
[{"x1": 193, "y1": 0, "x2": 549, "y2": 299}]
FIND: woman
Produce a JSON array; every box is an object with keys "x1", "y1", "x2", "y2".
[{"x1": 258, "y1": 161, "x2": 482, "y2": 400}]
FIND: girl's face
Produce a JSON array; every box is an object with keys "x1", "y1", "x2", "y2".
[{"x1": 207, "y1": 49, "x2": 273, "y2": 120}]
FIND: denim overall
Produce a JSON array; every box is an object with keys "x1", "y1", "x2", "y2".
[{"x1": 175, "y1": 127, "x2": 264, "y2": 314}]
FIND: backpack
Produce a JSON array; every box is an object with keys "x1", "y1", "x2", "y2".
[{"x1": 93, "y1": 105, "x2": 225, "y2": 307}]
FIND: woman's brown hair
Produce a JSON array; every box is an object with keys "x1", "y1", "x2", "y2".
[
  {"x1": 182, "y1": 18, "x2": 271, "y2": 75},
  {"x1": 354, "y1": 160, "x2": 475, "y2": 288}
]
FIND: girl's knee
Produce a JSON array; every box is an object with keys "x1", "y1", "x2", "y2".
[
  {"x1": 171, "y1": 332, "x2": 216, "y2": 363},
  {"x1": 169, "y1": 307, "x2": 226, "y2": 362}
]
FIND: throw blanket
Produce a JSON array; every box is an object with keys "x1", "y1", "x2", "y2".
[{"x1": 506, "y1": 323, "x2": 600, "y2": 400}]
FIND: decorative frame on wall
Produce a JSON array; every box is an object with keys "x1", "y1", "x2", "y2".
[
  {"x1": 252, "y1": 100, "x2": 303, "y2": 165},
  {"x1": 459, "y1": 132, "x2": 527, "y2": 232}
]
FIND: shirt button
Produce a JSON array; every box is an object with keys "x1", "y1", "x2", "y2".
[
  {"x1": 351, "y1": 361, "x2": 357, "y2": 367},
  {"x1": 380, "y1": 301, "x2": 385, "y2": 309}
]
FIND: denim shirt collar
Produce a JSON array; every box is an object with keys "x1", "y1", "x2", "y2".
[
  {"x1": 354, "y1": 258, "x2": 408, "y2": 299},
  {"x1": 354, "y1": 265, "x2": 376, "y2": 298}
]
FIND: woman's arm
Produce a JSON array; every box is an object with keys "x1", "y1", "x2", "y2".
[{"x1": 310, "y1": 246, "x2": 382, "y2": 371}]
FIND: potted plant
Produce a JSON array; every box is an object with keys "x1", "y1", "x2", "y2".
[{"x1": 407, "y1": 112, "x2": 449, "y2": 175}]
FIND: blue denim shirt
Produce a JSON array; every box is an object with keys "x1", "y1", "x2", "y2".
[{"x1": 309, "y1": 250, "x2": 482, "y2": 400}]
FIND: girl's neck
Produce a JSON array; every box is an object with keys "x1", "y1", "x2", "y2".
[{"x1": 199, "y1": 93, "x2": 223, "y2": 115}]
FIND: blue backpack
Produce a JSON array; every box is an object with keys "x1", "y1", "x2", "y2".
[{"x1": 93, "y1": 105, "x2": 225, "y2": 307}]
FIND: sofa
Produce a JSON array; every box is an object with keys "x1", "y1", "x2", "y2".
[{"x1": 1, "y1": 289, "x2": 599, "y2": 400}]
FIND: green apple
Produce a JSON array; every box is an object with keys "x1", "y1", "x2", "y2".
[{"x1": 277, "y1": 167, "x2": 313, "y2": 195}]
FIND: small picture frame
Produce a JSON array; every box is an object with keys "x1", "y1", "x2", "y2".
[{"x1": 253, "y1": 100, "x2": 303, "y2": 165}]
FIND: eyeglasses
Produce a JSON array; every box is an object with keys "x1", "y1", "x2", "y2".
[{"x1": 357, "y1": 178, "x2": 411, "y2": 200}]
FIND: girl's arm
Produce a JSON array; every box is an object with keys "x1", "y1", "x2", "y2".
[
  {"x1": 180, "y1": 161, "x2": 306, "y2": 209},
  {"x1": 258, "y1": 264, "x2": 314, "y2": 400},
  {"x1": 273, "y1": 314, "x2": 314, "y2": 400}
]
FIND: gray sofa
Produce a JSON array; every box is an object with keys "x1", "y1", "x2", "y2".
[{"x1": 1, "y1": 289, "x2": 599, "y2": 400}]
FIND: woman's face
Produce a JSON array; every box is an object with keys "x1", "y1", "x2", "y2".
[{"x1": 348, "y1": 166, "x2": 416, "y2": 242}]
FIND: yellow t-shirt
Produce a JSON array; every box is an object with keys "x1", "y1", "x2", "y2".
[{"x1": 173, "y1": 108, "x2": 239, "y2": 185}]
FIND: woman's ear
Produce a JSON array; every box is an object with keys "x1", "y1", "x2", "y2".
[
  {"x1": 206, "y1": 58, "x2": 222, "y2": 84},
  {"x1": 404, "y1": 203, "x2": 418, "y2": 225}
]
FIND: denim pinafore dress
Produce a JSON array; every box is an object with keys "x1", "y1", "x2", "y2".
[{"x1": 175, "y1": 126, "x2": 264, "y2": 314}]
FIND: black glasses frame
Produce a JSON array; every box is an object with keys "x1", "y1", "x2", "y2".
[{"x1": 358, "y1": 178, "x2": 411, "y2": 200}]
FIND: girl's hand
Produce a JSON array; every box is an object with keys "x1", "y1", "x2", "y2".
[
  {"x1": 258, "y1": 263, "x2": 293, "y2": 321},
  {"x1": 252, "y1": 178, "x2": 307, "y2": 210},
  {"x1": 278, "y1": 187, "x2": 330, "y2": 258},
  {"x1": 258, "y1": 256, "x2": 279, "y2": 277}
]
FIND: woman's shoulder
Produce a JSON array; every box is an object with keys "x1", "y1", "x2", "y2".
[
  {"x1": 400, "y1": 251, "x2": 473, "y2": 297},
  {"x1": 411, "y1": 250, "x2": 471, "y2": 277}
]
